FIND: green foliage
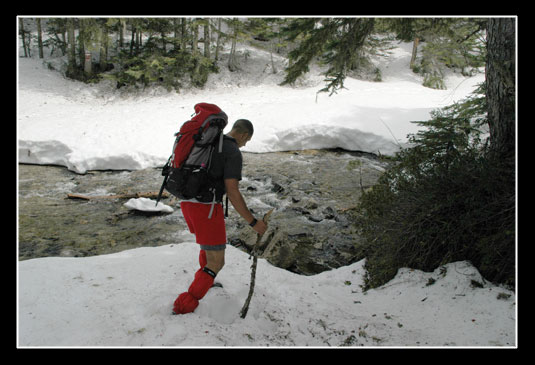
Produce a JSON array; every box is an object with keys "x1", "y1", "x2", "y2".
[
  {"x1": 280, "y1": 18, "x2": 486, "y2": 93},
  {"x1": 41, "y1": 17, "x2": 223, "y2": 90},
  {"x1": 413, "y1": 19, "x2": 487, "y2": 89},
  {"x1": 124, "y1": 54, "x2": 182, "y2": 90},
  {"x1": 106, "y1": 49, "x2": 217, "y2": 91},
  {"x1": 356, "y1": 86, "x2": 515, "y2": 290},
  {"x1": 419, "y1": 44, "x2": 447, "y2": 89},
  {"x1": 280, "y1": 18, "x2": 376, "y2": 95},
  {"x1": 36, "y1": 17, "x2": 487, "y2": 93},
  {"x1": 190, "y1": 53, "x2": 219, "y2": 87}
]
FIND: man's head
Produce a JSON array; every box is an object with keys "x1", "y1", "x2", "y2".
[{"x1": 228, "y1": 119, "x2": 254, "y2": 148}]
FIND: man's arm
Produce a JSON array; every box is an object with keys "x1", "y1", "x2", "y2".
[{"x1": 225, "y1": 178, "x2": 267, "y2": 235}]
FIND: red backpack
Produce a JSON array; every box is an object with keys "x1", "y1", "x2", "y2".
[
  {"x1": 171, "y1": 103, "x2": 228, "y2": 168},
  {"x1": 156, "y1": 103, "x2": 228, "y2": 207}
]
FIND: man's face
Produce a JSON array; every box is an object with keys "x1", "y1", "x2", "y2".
[{"x1": 236, "y1": 133, "x2": 252, "y2": 148}]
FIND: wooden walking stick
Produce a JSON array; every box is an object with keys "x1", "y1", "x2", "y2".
[{"x1": 239, "y1": 209, "x2": 274, "y2": 319}]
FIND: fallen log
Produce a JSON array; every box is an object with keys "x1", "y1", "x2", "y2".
[{"x1": 66, "y1": 191, "x2": 170, "y2": 201}]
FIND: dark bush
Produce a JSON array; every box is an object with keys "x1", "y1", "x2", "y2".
[{"x1": 356, "y1": 88, "x2": 515, "y2": 290}]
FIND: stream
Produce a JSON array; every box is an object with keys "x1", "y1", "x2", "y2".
[{"x1": 18, "y1": 149, "x2": 391, "y2": 275}]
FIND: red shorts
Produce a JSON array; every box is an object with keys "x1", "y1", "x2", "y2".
[{"x1": 180, "y1": 202, "x2": 227, "y2": 250}]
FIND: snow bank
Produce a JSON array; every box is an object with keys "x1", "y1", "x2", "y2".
[
  {"x1": 18, "y1": 243, "x2": 515, "y2": 347},
  {"x1": 17, "y1": 41, "x2": 484, "y2": 173}
]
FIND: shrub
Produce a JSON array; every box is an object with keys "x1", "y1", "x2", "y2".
[
  {"x1": 356, "y1": 86, "x2": 515, "y2": 290},
  {"x1": 105, "y1": 50, "x2": 218, "y2": 91}
]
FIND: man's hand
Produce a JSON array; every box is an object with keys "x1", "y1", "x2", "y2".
[
  {"x1": 252, "y1": 220, "x2": 267, "y2": 235},
  {"x1": 226, "y1": 178, "x2": 269, "y2": 235}
]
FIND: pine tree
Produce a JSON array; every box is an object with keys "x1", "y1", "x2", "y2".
[
  {"x1": 375, "y1": 18, "x2": 486, "y2": 89},
  {"x1": 247, "y1": 18, "x2": 289, "y2": 74},
  {"x1": 280, "y1": 18, "x2": 375, "y2": 95},
  {"x1": 226, "y1": 18, "x2": 243, "y2": 72},
  {"x1": 355, "y1": 17, "x2": 515, "y2": 290}
]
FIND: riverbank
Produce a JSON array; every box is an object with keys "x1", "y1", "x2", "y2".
[{"x1": 18, "y1": 149, "x2": 390, "y2": 274}]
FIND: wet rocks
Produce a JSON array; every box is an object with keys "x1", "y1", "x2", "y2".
[
  {"x1": 18, "y1": 149, "x2": 391, "y2": 275},
  {"x1": 18, "y1": 164, "x2": 187, "y2": 260},
  {"x1": 226, "y1": 149, "x2": 391, "y2": 275}
]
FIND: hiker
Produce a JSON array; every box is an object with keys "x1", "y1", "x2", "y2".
[{"x1": 173, "y1": 119, "x2": 267, "y2": 315}]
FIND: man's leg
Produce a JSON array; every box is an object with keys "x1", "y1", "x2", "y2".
[
  {"x1": 205, "y1": 249, "x2": 225, "y2": 274},
  {"x1": 199, "y1": 249, "x2": 207, "y2": 269},
  {"x1": 173, "y1": 202, "x2": 226, "y2": 314},
  {"x1": 173, "y1": 249, "x2": 225, "y2": 315}
]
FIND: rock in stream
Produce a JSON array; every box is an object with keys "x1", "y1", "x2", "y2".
[{"x1": 18, "y1": 149, "x2": 391, "y2": 275}]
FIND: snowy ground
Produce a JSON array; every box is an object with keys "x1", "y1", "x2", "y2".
[
  {"x1": 18, "y1": 242, "x2": 515, "y2": 347},
  {"x1": 17, "y1": 41, "x2": 484, "y2": 173},
  {"x1": 17, "y1": 37, "x2": 515, "y2": 347}
]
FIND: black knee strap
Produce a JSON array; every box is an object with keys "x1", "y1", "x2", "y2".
[{"x1": 203, "y1": 267, "x2": 217, "y2": 279}]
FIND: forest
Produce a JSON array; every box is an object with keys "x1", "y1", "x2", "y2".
[
  {"x1": 19, "y1": 17, "x2": 487, "y2": 93},
  {"x1": 18, "y1": 17, "x2": 515, "y2": 289}
]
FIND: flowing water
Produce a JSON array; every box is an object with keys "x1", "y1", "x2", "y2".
[{"x1": 18, "y1": 150, "x2": 390, "y2": 274}]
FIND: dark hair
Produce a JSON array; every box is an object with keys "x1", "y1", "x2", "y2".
[{"x1": 231, "y1": 119, "x2": 254, "y2": 136}]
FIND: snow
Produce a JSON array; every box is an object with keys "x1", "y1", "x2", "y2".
[
  {"x1": 123, "y1": 197, "x2": 174, "y2": 213},
  {"x1": 18, "y1": 38, "x2": 515, "y2": 347},
  {"x1": 17, "y1": 41, "x2": 484, "y2": 174},
  {"x1": 18, "y1": 243, "x2": 515, "y2": 347}
]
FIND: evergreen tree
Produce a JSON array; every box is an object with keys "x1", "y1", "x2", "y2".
[
  {"x1": 43, "y1": 19, "x2": 67, "y2": 57},
  {"x1": 280, "y1": 18, "x2": 375, "y2": 95},
  {"x1": 247, "y1": 18, "x2": 290, "y2": 74},
  {"x1": 226, "y1": 18, "x2": 248, "y2": 72},
  {"x1": 355, "y1": 18, "x2": 515, "y2": 290},
  {"x1": 384, "y1": 18, "x2": 487, "y2": 89}
]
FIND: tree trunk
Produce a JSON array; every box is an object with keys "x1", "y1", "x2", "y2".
[
  {"x1": 36, "y1": 18, "x2": 44, "y2": 59},
  {"x1": 78, "y1": 18, "x2": 86, "y2": 68},
  {"x1": 204, "y1": 20, "x2": 211, "y2": 59},
  {"x1": 173, "y1": 18, "x2": 179, "y2": 50},
  {"x1": 192, "y1": 21, "x2": 199, "y2": 55},
  {"x1": 61, "y1": 28, "x2": 67, "y2": 56},
  {"x1": 181, "y1": 18, "x2": 187, "y2": 51},
  {"x1": 129, "y1": 23, "x2": 136, "y2": 56},
  {"x1": 119, "y1": 19, "x2": 125, "y2": 48},
  {"x1": 136, "y1": 29, "x2": 141, "y2": 54},
  {"x1": 214, "y1": 18, "x2": 222, "y2": 61},
  {"x1": 19, "y1": 18, "x2": 28, "y2": 57},
  {"x1": 269, "y1": 40, "x2": 277, "y2": 74},
  {"x1": 99, "y1": 24, "x2": 108, "y2": 72},
  {"x1": 67, "y1": 18, "x2": 77, "y2": 77},
  {"x1": 228, "y1": 24, "x2": 238, "y2": 72},
  {"x1": 486, "y1": 18, "x2": 516, "y2": 159},
  {"x1": 410, "y1": 37, "x2": 419, "y2": 70}
]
